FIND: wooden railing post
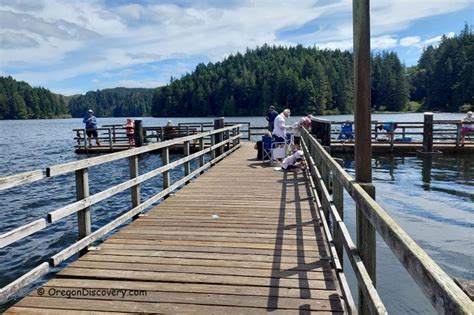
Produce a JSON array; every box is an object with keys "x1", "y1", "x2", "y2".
[
  {"x1": 184, "y1": 140, "x2": 190, "y2": 177},
  {"x1": 455, "y1": 122, "x2": 461, "y2": 147},
  {"x1": 210, "y1": 133, "x2": 216, "y2": 161},
  {"x1": 112, "y1": 125, "x2": 117, "y2": 143},
  {"x1": 129, "y1": 155, "x2": 140, "y2": 220},
  {"x1": 357, "y1": 183, "x2": 376, "y2": 314},
  {"x1": 108, "y1": 128, "x2": 113, "y2": 151},
  {"x1": 161, "y1": 147, "x2": 170, "y2": 196},
  {"x1": 333, "y1": 177, "x2": 344, "y2": 267},
  {"x1": 75, "y1": 168, "x2": 91, "y2": 256},
  {"x1": 214, "y1": 118, "x2": 225, "y2": 157},
  {"x1": 134, "y1": 120, "x2": 144, "y2": 147},
  {"x1": 422, "y1": 112, "x2": 434, "y2": 153},
  {"x1": 199, "y1": 137, "x2": 205, "y2": 168}
]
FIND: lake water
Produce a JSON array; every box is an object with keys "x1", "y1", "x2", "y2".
[{"x1": 0, "y1": 113, "x2": 472, "y2": 313}]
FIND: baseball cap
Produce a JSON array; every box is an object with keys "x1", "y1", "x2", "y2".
[{"x1": 88, "y1": 109, "x2": 93, "y2": 113}]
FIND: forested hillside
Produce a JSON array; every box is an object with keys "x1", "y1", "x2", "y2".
[
  {"x1": 152, "y1": 46, "x2": 408, "y2": 116},
  {"x1": 409, "y1": 24, "x2": 473, "y2": 112},
  {"x1": 0, "y1": 76, "x2": 69, "y2": 119},
  {"x1": 1, "y1": 25, "x2": 472, "y2": 119},
  {"x1": 68, "y1": 88, "x2": 154, "y2": 118}
]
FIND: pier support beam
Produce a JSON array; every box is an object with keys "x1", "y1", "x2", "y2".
[
  {"x1": 134, "y1": 120, "x2": 144, "y2": 147},
  {"x1": 75, "y1": 169, "x2": 91, "y2": 256},
  {"x1": 353, "y1": 0, "x2": 376, "y2": 313},
  {"x1": 422, "y1": 112, "x2": 434, "y2": 153},
  {"x1": 214, "y1": 118, "x2": 225, "y2": 157}
]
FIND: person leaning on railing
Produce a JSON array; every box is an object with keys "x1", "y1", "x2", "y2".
[{"x1": 460, "y1": 111, "x2": 473, "y2": 146}]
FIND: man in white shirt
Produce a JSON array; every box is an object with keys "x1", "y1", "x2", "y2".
[{"x1": 272, "y1": 108, "x2": 291, "y2": 143}]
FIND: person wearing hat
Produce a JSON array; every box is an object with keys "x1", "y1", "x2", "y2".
[
  {"x1": 83, "y1": 109, "x2": 100, "y2": 147},
  {"x1": 460, "y1": 111, "x2": 473, "y2": 146},
  {"x1": 281, "y1": 150, "x2": 305, "y2": 172}
]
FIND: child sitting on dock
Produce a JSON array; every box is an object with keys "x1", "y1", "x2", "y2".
[
  {"x1": 124, "y1": 119, "x2": 135, "y2": 145},
  {"x1": 280, "y1": 150, "x2": 305, "y2": 172}
]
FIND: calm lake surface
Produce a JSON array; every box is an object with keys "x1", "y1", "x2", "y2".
[{"x1": 0, "y1": 113, "x2": 472, "y2": 313}]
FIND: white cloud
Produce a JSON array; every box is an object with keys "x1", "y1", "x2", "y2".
[
  {"x1": 371, "y1": 35, "x2": 398, "y2": 49},
  {"x1": 422, "y1": 32, "x2": 456, "y2": 47},
  {"x1": 399, "y1": 36, "x2": 421, "y2": 47},
  {"x1": 1, "y1": 0, "x2": 472, "y2": 92},
  {"x1": 117, "y1": 79, "x2": 164, "y2": 89}
]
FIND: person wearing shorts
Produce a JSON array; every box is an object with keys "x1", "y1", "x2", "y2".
[{"x1": 83, "y1": 109, "x2": 100, "y2": 147}]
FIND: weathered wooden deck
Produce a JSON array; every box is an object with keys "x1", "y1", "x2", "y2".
[{"x1": 6, "y1": 143, "x2": 346, "y2": 314}]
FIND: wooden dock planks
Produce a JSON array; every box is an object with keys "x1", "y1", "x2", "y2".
[{"x1": 6, "y1": 142, "x2": 346, "y2": 314}]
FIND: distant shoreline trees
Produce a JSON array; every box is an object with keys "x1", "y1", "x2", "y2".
[{"x1": 1, "y1": 25, "x2": 472, "y2": 120}]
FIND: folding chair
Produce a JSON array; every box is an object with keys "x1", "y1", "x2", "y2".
[
  {"x1": 262, "y1": 136, "x2": 273, "y2": 162},
  {"x1": 262, "y1": 136, "x2": 285, "y2": 165}
]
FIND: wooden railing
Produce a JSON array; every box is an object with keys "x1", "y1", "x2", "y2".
[
  {"x1": 301, "y1": 127, "x2": 472, "y2": 314},
  {"x1": 329, "y1": 119, "x2": 472, "y2": 146},
  {"x1": 179, "y1": 122, "x2": 252, "y2": 140},
  {"x1": 0, "y1": 124, "x2": 242, "y2": 304}
]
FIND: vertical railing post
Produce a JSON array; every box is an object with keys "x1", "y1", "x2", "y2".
[
  {"x1": 75, "y1": 168, "x2": 91, "y2": 256},
  {"x1": 353, "y1": 0, "x2": 375, "y2": 313},
  {"x1": 83, "y1": 128, "x2": 88, "y2": 150},
  {"x1": 108, "y1": 128, "x2": 113, "y2": 151},
  {"x1": 162, "y1": 147, "x2": 170, "y2": 197},
  {"x1": 112, "y1": 125, "x2": 116, "y2": 143},
  {"x1": 134, "y1": 120, "x2": 144, "y2": 147},
  {"x1": 129, "y1": 155, "x2": 140, "y2": 220},
  {"x1": 333, "y1": 176, "x2": 344, "y2": 268},
  {"x1": 422, "y1": 112, "x2": 434, "y2": 153},
  {"x1": 210, "y1": 132, "x2": 216, "y2": 162},
  {"x1": 199, "y1": 137, "x2": 205, "y2": 169},
  {"x1": 456, "y1": 122, "x2": 461, "y2": 147},
  {"x1": 214, "y1": 117, "x2": 225, "y2": 157},
  {"x1": 184, "y1": 140, "x2": 190, "y2": 178}
]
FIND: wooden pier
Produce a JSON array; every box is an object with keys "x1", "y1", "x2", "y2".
[
  {"x1": 4, "y1": 142, "x2": 349, "y2": 314},
  {"x1": 1, "y1": 124, "x2": 472, "y2": 314}
]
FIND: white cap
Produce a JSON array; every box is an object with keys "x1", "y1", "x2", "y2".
[{"x1": 88, "y1": 109, "x2": 93, "y2": 113}]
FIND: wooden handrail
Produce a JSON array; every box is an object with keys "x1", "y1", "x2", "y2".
[
  {"x1": 50, "y1": 125, "x2": 241, "y2": 177},
  {"x1": 301, "y1": 128, "x2": 472, "y2": 314},
  {"x1": 0, "y1": 124, "x2": 242, "y2": 304}
]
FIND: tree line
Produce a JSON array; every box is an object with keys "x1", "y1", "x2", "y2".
[
  {"x1": 408, "y1": 24, "x2": 473, "y2": 112},
  {"x1": 152, "y1": 45, "x2": 412, "y2": 116},
  {"x1": 1, "y1": 25, "x2": 471, "y2": 120},
  {"x1": 0, "y1": 76, "x2": 68, "y2": 119},
  {"x1": 68, "y1": 88, "x2": 154, "y2": 118}
]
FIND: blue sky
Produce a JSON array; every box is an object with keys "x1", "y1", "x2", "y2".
[{"x1": 0, "y1": 0, "x2": 472, "y2": 96}]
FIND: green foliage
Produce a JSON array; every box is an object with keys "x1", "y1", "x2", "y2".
[
  {"x1": 458, "y1": 103, "x2": 473, "y2": 112},
  {"x1": 409, "y1": 24, "x2": 474, "y2": 112},
  {"x1": 152, "y1": 45, "x2": 411, "y2": 117},
  {"x1": 152, "y1": 45, "x2": 356, "y2": 117},
  {"x1": 403, "y1": 101, "x2": 422, "y2": 112},
  {"x1": 68, "y1": 87, "x2": 154, "y2": 118},
  {"x1": 0, "y1": 76, "x2": 69, "y2": 119}
]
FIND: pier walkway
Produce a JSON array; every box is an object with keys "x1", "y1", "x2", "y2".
[{"x1": 6, "y1": 143, "x2": 347, "y2": 314}]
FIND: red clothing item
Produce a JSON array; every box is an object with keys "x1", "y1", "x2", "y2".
[{"x1": 124, "y1": 121, "x2": 135, "y2": 135}]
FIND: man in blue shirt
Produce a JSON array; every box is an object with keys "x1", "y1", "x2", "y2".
[
  {"x1": 265, "y1": 105, "x2": 278, "y2": 131},
  {"x1": 83, "y1": 109, "x2": 100, "y2": 147}
]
